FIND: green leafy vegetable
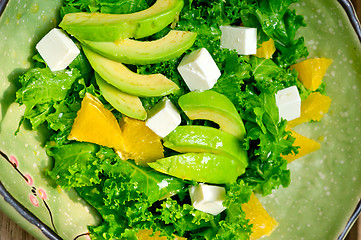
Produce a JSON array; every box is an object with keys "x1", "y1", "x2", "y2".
[
  {"x1": 216, "y1": 181, "x2": 253, "y2": 240},
  {"x1": 14, "y1": 0, "x2": 314, "y2": 239},
  {"x1": 48, "y1": 142, "x2": 186, "y2": 201},
  {"x1": 15, "y1": 51, "x2": 92, "y2": 130},
  {"x1": 60, "y1": 0, "x2": 151, "y2": 17},
  {"x1": 238, "y1": 0, "x2": 309, "y2": 66},
  {"x1": 103, "y1": 159, "x2": 187, "y2": 204},
  {"x1": 47, "y1": 142, "x2": 103, "y2": 188},
  {"x1": 15, "y1": 67, "x2": 80, "y2": 128},
  {"x1": 241, "y1": 93, "x2": 295, "y2": 195},
  {"x1": 249, "y1": 56, "x2": 303, "y2": 95}
]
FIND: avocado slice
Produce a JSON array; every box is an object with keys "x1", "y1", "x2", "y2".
[
  {"x1": 163, "y1": 125, "x2": 248, "y2": 166},
  {"x1": 59, "y1": 0, "x2": 184, "y2": 41},
  {"x1": 82, "y1": 46, "x2": 179, "y2": 97},
  {"x1": 148, "y1": 153, "x2": 246, "y2": 184},
  {"x1": 95, "y1": 73, "x2": 147, "y2": 120},
  {"x1": 178, "y1": 90, "x2": 246, "y2": 139},
  {"x1": 80, "y1": 30, "x2": 197, "y2": 65}
]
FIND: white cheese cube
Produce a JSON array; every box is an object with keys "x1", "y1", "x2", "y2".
[
  {"x1": 145, "y1": 98, "x2": 181, "y2": 138},
  {"x1": 177, "y1": 48, "x2": 221, "y2": 91},
  {"x1": 220, "y1": 25, "x2": 257, "y2": 55},
  {"x1": 275, "y1": 86, "x2": 301, "y2": 121},
  {"x1": 36, "y1": 28, "x2": 80, "y2": 72},
  {"x1": 189, "y1": 183, "x2": 227, "y2": 215}
]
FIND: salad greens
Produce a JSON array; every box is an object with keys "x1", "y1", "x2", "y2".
[{"x1": 14, "y1": 0, "x2": 312, "y2": 239}]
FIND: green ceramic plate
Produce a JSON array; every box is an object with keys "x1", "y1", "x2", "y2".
[{"x1": 0, "y1": 0, "x2": 360, "y2": 240}]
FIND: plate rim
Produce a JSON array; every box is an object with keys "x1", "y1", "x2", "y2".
[
  {"x1": 0, "y1": 0, "x2": 9, "y2": 17},
  {"x1": 0, "y1": 175, "x2": 62, "y2": 240},
  {"x1": 338, "y1": 0, "x2": 361, "y2": 42},
  {"x1": 336, "y1": 1, "x2": 361, "y2": 239}
]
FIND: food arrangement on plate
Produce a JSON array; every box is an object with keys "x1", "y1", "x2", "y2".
[{"x1": 4, "y1": 0, "x2": 359, "y2": 239}]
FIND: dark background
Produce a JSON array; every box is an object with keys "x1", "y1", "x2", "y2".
[{"x1": 0, "y1": 0, "x2": 360, "y2": 239}]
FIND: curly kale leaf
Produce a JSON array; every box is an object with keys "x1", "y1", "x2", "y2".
[
  {"x1": 242, "y1": 92, "x2": 295, "y2": 195},
  {"x1": 239, "y1": 0, "x2": 308, "y2": 66},
  {"x1": 60, "y1": 0, "x2": 150, "y2": 17},
  {"x1": 15, "y1": 50, "x2": 91, "y2": 130}
]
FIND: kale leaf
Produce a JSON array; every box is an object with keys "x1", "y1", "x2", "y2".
[
  {"x1": 14, "y1": 0, "x2": 312, "y2": 238},
  {"x1": 15, "y1": 51, "x2": 91, "y2": 130},
  {"x1": 238, "y1": 0, "x2": 309, "y2": 66},
  {"x1": 60, "y1": 0, "x2": 151, "y2": 17}
]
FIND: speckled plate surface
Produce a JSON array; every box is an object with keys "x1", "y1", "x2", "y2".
[
  {"x1": 261, "y1": 1, "x2": 361, "y2": 239},
  {"x1": 0, "y1": 0, "x2": 360, "y2": 240}
]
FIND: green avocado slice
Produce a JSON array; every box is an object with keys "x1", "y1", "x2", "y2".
[
  {"x1": 148, "y1": 153, "x2": 246, "y2": 184},
  {"x1": 178, "y1": 90, "x2": 246, "y2": 140},
  {"x1": 59, "y1": 0, "x2": 184, "y2": 41},
  {"x1": 80, "y1": 30, "x2": 197, "y2": 65},
  {"x1": 163, "y1": 125, "x2": 248, "y2": 167},
  {"x1": 82, "y1": 46, "x2": 179, "y2": 97},
  {"x1": 95, "y1": 73, "x2": 147, "y2": 120}
]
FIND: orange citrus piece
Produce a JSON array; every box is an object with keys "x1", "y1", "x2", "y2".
[
  {"x1": 118, "y1": 116, "x2": 164, "y2": 165},
  {"x1": 68, "y1": 93, "x2": 124, "y2": 150},
  {"x1": 136, "y1": 230, "x2": 167, "y2": 240},
  {"x1": 282, "y1": 129, "x2": 321, "y2": 162},
  {"x1": 288, "y1": 92, "x2": 331, "y2": 128},
  {"x1": 290, "y1": 57, "x2": 332, "y2": 91},
  {"x1": 254, "y1": 39, "x2": 276, "y2": 59},
  {"x1": 242, "y1": 193, "x2": 278, "y2": 240},
  {"x1": 136, "y1": 229, "x2": 186, "y2": 240}
]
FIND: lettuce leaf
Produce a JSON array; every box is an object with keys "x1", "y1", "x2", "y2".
[
  {"x1": 48, "y1": 142, "x2": 187, "y2": 202},
  {"x1": 15, "y1": 51, "x2": 92, "y2": 130},
  {"x1": 60, "y1": 0, "x2": 150, "y2": 17},
  {"x1": 103, "y1": 159, "x2": 187, "y2": 204},
  {"x1": 216, "y1": 181, "x2": 253, "y2": 240},
  {"x1": 15, "y1": 68, "x2": 80, "y2": 128},
  {"x1": 47, "y1": 142, "x2": 103, "y2": 188},
  {"x1": 16, "y1": 67, "x2": 79, "y2": 113},
  {"x1": 14, "y1": 0, "x2": 313, "y2": 238},
  {"x1": 242, "y1": 93, "x2": 295, "y2": 195},
  {"x1": 238, "y1": 0, "x2": 309, "y2": 66},
  {"x1": 250, "y1": 56, "x2": 312, "y2": 99}
]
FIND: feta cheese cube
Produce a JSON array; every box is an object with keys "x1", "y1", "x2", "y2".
[
  {"x1": 189, "y1": 183, "x2": 227, "y2": 215},
  {"x1": 145, "y1": 98, "x2": 181, "y2": 138},
  {"x1": 220, "y1": 25, "x2": 257, "y2": 55},
  {"x1": 36, "y1": 28, "x2": 80, "y2": 72},
  {"x1": 177, "y1": 48, "x2": 221, "y2": 91},
  {"x1": 275, "y1": 86, "x2": 301, "y2": 121}
]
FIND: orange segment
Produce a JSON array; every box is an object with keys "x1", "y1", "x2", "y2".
[
  {"x1": 118, "y1": 116, "x2": 164, "y2": 165},
  {"x1": 290, "y1": 57, "x2": 332, "y2": 91},
  {"x1": 283, "y1": 129, "x2": 321, "y2": 162},
  {"x1": 254, "y1": 39, "x2": 276, "y2": 59},
  {"x1": 242, "y1": 193, "x2": 278, "y2": 240},
  {"x1": 136, "y1": 230, "x2": 166, "y2": 240},
  {"x1": 136, "y1": 229, "x2": 186, "y2": 240},
  {"x1": 288, "y1": 92, "x2": 331, "y2": 128},
  {"x1": 68, "y1": 93, "x2": 124, "y2": 150}
]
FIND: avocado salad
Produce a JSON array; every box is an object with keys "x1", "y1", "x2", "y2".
[{"x1": 14, "y1": 0, "x2": 329, "y2": 239}]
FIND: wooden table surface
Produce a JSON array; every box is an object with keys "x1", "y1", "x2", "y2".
[{"x1": 1, "y1": 0, "x2": 361, "y2": 240}]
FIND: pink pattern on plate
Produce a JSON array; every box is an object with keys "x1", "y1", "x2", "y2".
[
  {"x1": 24, "y1": 174, "x2": 33, "y2": 186},
  {"x1": 9, "y1": 155, "x2": 18, "y2": 167},
  {"x1": 29, "y1": 194, "x2": 39, "y2": 207},
  {"x1": 38, "y1": 188, "x2": 47, "y2": 200}
]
